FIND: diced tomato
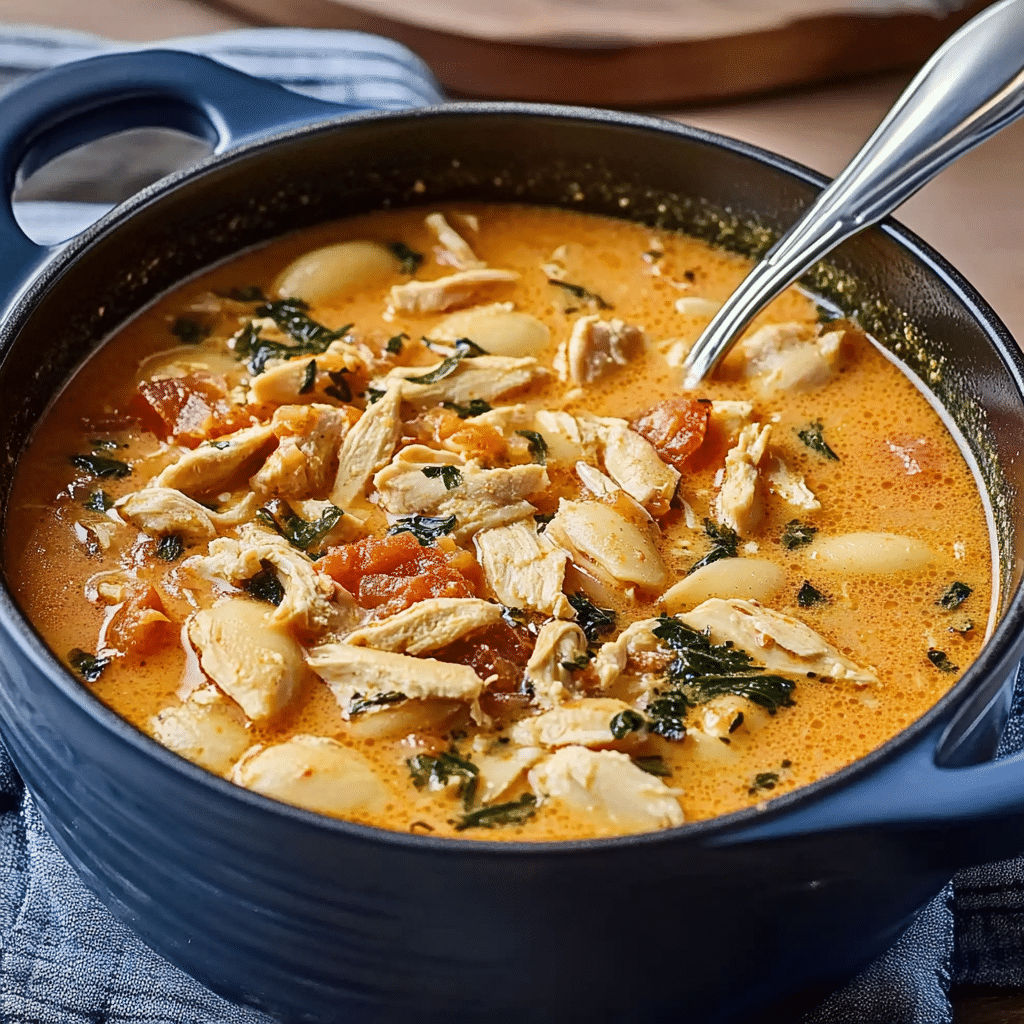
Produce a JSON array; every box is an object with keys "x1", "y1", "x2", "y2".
[
  {"x1": 107, "y1": 585, "x2": 173, "y2": 656},
  {"x1": 631, "y1": 397, "x2": 710, "y2": 471},
  {"x1": 319, "y1": 532, "x2": 479, "y2": 617},
  {"x1": 134, "y1": 373, "x2": 246, "y2": 446}
]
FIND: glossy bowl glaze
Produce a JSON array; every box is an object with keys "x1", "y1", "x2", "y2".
[{"x1": 2, "y1": 52, "x2": 1024, "y2": 1024}]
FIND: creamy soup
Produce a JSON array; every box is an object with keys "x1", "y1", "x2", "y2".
[{"x1": 4, "y1": 205, "x2": 994, "y2": 841}]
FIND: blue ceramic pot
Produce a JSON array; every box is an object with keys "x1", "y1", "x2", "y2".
[{"x1": 1, "y1": 51, "x2": 1024, "y2": 1024}]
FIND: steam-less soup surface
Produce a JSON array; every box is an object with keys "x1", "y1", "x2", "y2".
[{"x1": 5, "y1": 205, "x2": 993, "y2": 840}]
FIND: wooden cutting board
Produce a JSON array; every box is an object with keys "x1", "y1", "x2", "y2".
[{"x1": 213, "y1": 0, "x2": 988, "y2": 107}]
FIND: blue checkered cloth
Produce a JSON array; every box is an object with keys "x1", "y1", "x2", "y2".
[{"x1": 1, "y1": 24, "x2": 1021, "y2": 1023}]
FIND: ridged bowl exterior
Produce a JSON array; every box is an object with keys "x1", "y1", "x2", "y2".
[{"x1": 2, "y1": 91, "x2": 1024, "y2": 1023}]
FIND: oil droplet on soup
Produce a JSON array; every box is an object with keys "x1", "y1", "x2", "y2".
[{"x1": 4, "y1": 204, "x2": 994, "y2": 841}]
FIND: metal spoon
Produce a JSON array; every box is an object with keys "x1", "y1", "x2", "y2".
[{"x1": 681, "y1": 0, "x2": 1024, "y2": 389}]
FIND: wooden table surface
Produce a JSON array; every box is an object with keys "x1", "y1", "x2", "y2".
[{"x1": 2, "y1": 2, "x2": 1024, "y2": 1021}]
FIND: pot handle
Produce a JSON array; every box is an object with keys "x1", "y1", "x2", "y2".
[
  {"x1": 716, "y1": 661, "x2": 1024, "y2": 847},
  {"x1": 0, "y1": 50, "x2": 354, "y2": 309}
]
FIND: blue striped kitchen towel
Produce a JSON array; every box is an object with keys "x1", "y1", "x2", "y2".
[{"x1": 0, "y1": 22, "x2": 1021, "y2": 1024}]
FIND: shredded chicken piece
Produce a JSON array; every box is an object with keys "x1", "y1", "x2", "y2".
[
  {"x1": 118, "y1": 488, "x2": 257, "y2": 543},
  {"x1": 765, "y1": 454, "x2": 820, "y2": 511},
  {"x1": 250, "y1": 403, "x2": 349, "y2": 501},
  {"x1": 247, "y1": 341, "x2": 366, "y2": 407},
  {"x1": 554, "y1": 316, "x2": 643, "y2": 384},
  {"x1": 528, "y1": 746, "x2": 684, "y2": 832},
  {"x1": 591, "y1": 618, "x2": 663, "y2": 690},
  {"x1": 330, "y1": 382, "x2": 402, "y2": 508},
  {"x1": 188, "y1": 598, "x2": 306, "y2": 722},
  {"x1": 341, "y1": 597, "x2": 501, "y2": 654},
  {"x1": 389, "y1": 269, "x2": 519, "y2": 314},
  {"x1": 714, "y1": 422, "x2": 772, "y2": 537},
  {"x1": 472, "y1": 745, "x2": 546, "y2": 804},
  {"x1": 708, "y1": 400, "x2": 754, "y2": 440},
  {"x1": 425, "y1": 212, "x2": 486, "y2": 270},
  {"x1": 306, "y1": 642, "x2": 485, "y2": 720},
  {"x1": 525, "y1": 620, "x2": 589, "y2": 709},
  {"x1": 184, "y1": 523, "x2": 345, "y2": 634},
  {"x1": 680, "y1": 598, "x2": 879, "y2": 685},
  {"x1": 510, "y1": 698, "x2": 638, "y2": 749},
  {"x1": 374, "y1": 446, "x2": 548, "y2": 542},
  {"x1": 736, "y1": 323, "x2": 845, "y2": 393},
  {"x1": 383, "y1": 354, "x2": 546, "y2": 408},
  {"x1": 473, "y1": 521, "x2": 572, "y2": 618},
  {"x1": 152, "y1": 423, "x2": 275, "y2": 497}
]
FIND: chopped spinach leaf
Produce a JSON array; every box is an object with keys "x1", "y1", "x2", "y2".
[
  {"x1": 389, "y1": 241, "x2": 424, "y2": 275},
  {"x1": 71, "y1": 453, "x2": 130, "y2": 479},
  {"x1": 155, "y1": 534, "x2": 184, "y2": 562},
  {"x1": 422, "y1": 465, "x2": 463, "y2": 490},
  {"x1": 547, "y1": 278, "x2": 612, "y2": 310},
  {"x1": 205, "y1": 439, "x2": 232, "y2": 450},
  {"x1": 797, "y1": 581, "x2": 828, "y2": 607},
  {"x1": 781, "y1": 519, "x2": 817, "y2": 550},
  {"x1": 256, "y1": 500, "x2": 344, "y2": 553},
  {"x1": 516, "y1": 430, "x2": 548, "y2": 465},
  {"x1": 386, "y1": 514, "x2": 457, "y2": 546},
  {"x1": 442, "y1": 399, "x2": 492, "y2": 419},
  {"x1": 567, "y1": 591, "x2": 616, "y2": 642},
  {"x1": 405, "y1": 339, "x2": 485, "y2": 387},
  {"x1": 610, "y1": 709, "x2": 645, "y2": 740},
  {"x1": 68, "y1": 648, "x2": 110, "y2": 683},
  {"x1": 350, "y1": 692, "x2": 407, "y2": 716},
  {"x1": 646, "y1": 615, "x2": 796, "y2": 738},
  {"x1": 927, "y1": 649, "x2": 959, "y2": 673},
  {"x1": 688, "y1": 519, "x2": 739, "y2": 574},
  {"x1": 632, "y1": 755, "x2": 672, "y2": 778},
  {"x1": 408, "y1": 747, "x2": 479, "y2": 809},
  {"x1": 534, "y1": 513, "x2": 555, "y2": 531},
  {"x1": 938, "y1": 581, "x2": 972, "y2": 610},
  {"x1": 171, "y1": 315, "x2": 210, "y2": 345},
  {"x1": 453, "y1": 793, "x2": 536, "y2": 831},
  {"x1": 243, "y1": 561, "x2": 284, "y2": 606},
  {"x1": 299, "y1": 360, "x2": 317, "y2": 395},
  {"x1": 560, "y1": 654, "x2": 591, "y2": 673},
  {"x1": 386, "y1": 333, "x2": 408, "y2": 354},
  {"x1": 255, "y1": 297, "x2": 350, "y2": 348},
  {"x1": 501, "y1": 606, "x2": 527, "y2": 628},
  {"x1": 797, "y1": 420, "x2": 840, "y2": 461},
  {"x1": 83, "y1": 490, "x2": 113, "y2": 512},
  {"x1": 324, "y1": 369, "x2": 352, "y2": 403},
  {"x1": 748, "y1": 772, "x2": 779, "y2": 796},
  {"x1": 364, "y1": 386, "x2": 385, "y2": 405}
]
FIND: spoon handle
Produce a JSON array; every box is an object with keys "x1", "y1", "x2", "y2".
[{"x1": 681, "y1": 0, "x2": 1024, "y2": 389}]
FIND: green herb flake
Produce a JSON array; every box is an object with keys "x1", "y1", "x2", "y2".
[
  {"x1": 516, "y1": 430, "x2": 548, "y2": 466},
  {"x1": 83, "y1": 490, "x2": 113, "y2": 512},
  {"x1": 797, "y1": 420, "x2": 840, "y2": 461},
  {"x1": 501, "y1": 606, "x2": 527, "y2": 628},
  {"x1": 407, "y1": 747, "x2": 479, "y2": 809},
  {"x1": 70, "y1": 453, "x2": 131, "y2": 479},
  {"x1": 365, "y1": 386, "x2": 385, "y2": 405},
  {"x1": 299, "y1": 359, "x2": 317, "y2": 395},
  {"x1": 748, "y1": 772, "x2": 779, "y2": 796},
  {"x1": 243, "y1": 562, "x2": 285, "y2": 606},
  {"x1": 938, "y1": 581, "x2": 972, "y2": 610},
  {"x1": 389, "y1": 241, "x2": 424, "y2": 275},
  {"x1": 566, "y1": 591, "x2": 616, "y2": 642},
  {"x1": 223, "y1": 285, "x2": 266, "y2": 303},
  {"x1": 386, "y1": 333, "x2": 408, "y2": 355},
  {"x1": 155, "y1": 534, "x2": 184, "y2": 562},
  {"x1": 534, "y1": 513, "x2": 555, "y2": 531},
  {"x1": 609, "y1": 709, "x2": 645, "y2": 740},
  {"x1": 797, "y1": 581, "x2": 828, "y2": 607},
  {"x1": 688, "y1": 519, "x2": 739, "y2": 575},
  {"x1": 645, "y1": 615, "x2": 796, "y2": 740},
  {"x1": 68, "y1": 648, "x2": 110, "y2": 683},
  {"x1": 386, "y1": 514, "x2": 457, "y2": 546},
  {"x1": 350, "y1": 692, "x2": 407, "y2": 716},
  {"x1": 547, "y1": 278, "x2": 612, "y2": 310},
  {"x1": 781, "y1": 519, "x2": 817, "y2": 550},
  {"x1": 405, "y1": 356, "x2": 462, "y2": 386},
  {"x1": 927, "y1": 649, "x2": 959, "y2": 673},
  {"x1": 453, "y1": 793, "x2": 536, "y2": 831},
  {"x1": 422, "y1": 465, "x2": 463, "y2": 490},
  {"x1": 256, "y1": 500, "x2": 345, "y2": 553},
  {"x1": 560, "y1": 654, "x2": 591, "y2": 673},
  {"x1": 323, "y1": 369, "x2": 352, "y2": 403},
  {"x1": 238, "y1": 300, "x2": 353, "y2": 375},
  {"x1": 632, "y1": 755, "x2": 672, "y2": 778},
  {"x1": 171, "y1": 316, "x2": 210, "y2": 345},
  {"x1": 442, "y1": 399, "x2": 492, "y2": 419}
]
